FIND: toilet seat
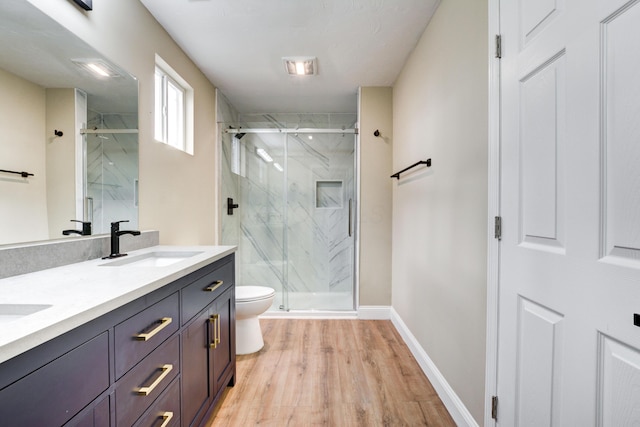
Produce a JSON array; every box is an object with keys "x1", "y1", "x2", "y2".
[{"x1": 236, "y1": 286, "x2": 275, "y2": 303}]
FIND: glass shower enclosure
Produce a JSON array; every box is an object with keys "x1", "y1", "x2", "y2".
[
  {"x1": 84, "y1": 111, "x2": 139, "y2": 234},
  {"x1": 220, "y1": 124, "x2": 356, "y2": 312}
]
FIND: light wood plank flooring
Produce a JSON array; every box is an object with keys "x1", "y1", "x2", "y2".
[{"x1": 206, "y1": 319, "x2": 456, "y2": 426}]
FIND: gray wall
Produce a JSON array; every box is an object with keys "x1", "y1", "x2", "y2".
[{"x1": 392, "y1": 0, "x2": 488, "y2": 423}]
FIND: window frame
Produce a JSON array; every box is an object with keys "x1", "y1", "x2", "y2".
[{"x1": 154, "y1": 55, "x2": 194, "y2": 155}]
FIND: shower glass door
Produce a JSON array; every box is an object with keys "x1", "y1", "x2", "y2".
[
  {"x1": 284, "y1": 132, "x2": 355, "y2": 311},
  {"x1": 85, "y1": 112, "x2": 139, "y2": 234},
  {"x1": 220, "y1": 126, "x2": 356, "y2": 312},
  {"x1": 85, "y1": 111, "x2": 138, "y2": 234}
]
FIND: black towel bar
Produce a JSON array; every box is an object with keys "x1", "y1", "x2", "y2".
[
  {"x1": 0, "y1": 169, "x2": 34, "y2": 178},
  {"x1": 390, "y1": 159, "x2": 431, "y2": 180}
]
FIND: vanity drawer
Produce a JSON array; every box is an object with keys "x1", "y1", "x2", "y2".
[
  {"x1": 133, "y1": 377, "x2": 180, "y2": 427},
  {"x1": 182, "y1": 257, "x2": 234, "y2": 324},
  {"x1": 0, "y1": 331, "x2": 109, "y2": 427},
  {"x1": 115, "y1": 334, "x2": 180, "y2": 427},
  {"x1": 114, "y1": 292, "x2": 180, "y2": 379}
]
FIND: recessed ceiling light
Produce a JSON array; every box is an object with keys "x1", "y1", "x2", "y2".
[
  {"x1": 282, "y1": 57, "x2": 317, "y2": 76},
  {"x1": 72, "y1": 59, "x2": 121, "y2": 78}
]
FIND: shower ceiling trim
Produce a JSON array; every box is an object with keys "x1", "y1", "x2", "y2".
[{"x1": 225, "y1": 128, "x2": 358, "y2": 134}]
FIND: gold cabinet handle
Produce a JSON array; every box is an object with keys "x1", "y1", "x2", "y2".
[
  {"x1": 159, "y1": 411, "x2": 173, "y2": 427},
  {"x1": 216, "y1": 313, "x2": 221, "y2": 346},
  {"x1": 136, "y1": 364, "x2": 173, "y2": 396},
  {"x1": 204, "y1": 280, "x2": 223, "y2": 292},
  {"x1": 209, "y1": 314, "x2": 219, "y2": 348},
  {"x1": 134, "y1": 317, "x2": 173, "y2": 341}
]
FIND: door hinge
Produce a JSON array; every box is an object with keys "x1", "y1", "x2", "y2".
[
  {"x1": 491, "y1": 395, "x2": 498, "y2": 420},
  {"x1": 495, "y1": 34, "x2": 502, "y2": 59},
  {"x1": 494, "y1": 216, "x2": 502, "y2": 240}
]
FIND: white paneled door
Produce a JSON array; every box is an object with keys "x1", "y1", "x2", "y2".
[{"x1": 497, "y1": 0, "x2": 640, "y2": 425}]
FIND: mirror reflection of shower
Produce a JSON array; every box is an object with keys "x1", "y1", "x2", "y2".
[{"x1": 83, "y1": 111, "x2": 139, "y2": 234}]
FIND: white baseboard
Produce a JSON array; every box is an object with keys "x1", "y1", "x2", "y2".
[
  {"x1": 357, "y1": 305, "x2": 391, "y2": 319},
  {"x1": 261, "y1": 310, "x2": 357, "y2": 319},
  {"x1": 390, "y1": 307, "x2": 479, "y2": 427}
]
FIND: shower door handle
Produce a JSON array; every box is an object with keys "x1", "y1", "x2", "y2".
[
  {"x1": 348, "y1": 199, "x2": 353, "y2": 237},
  {"x1": 227, "y1": 197, "x2": 239, "y2": 215},
  {"x1": 85, "y1": 197, "x2": 93, "y2": 224}
]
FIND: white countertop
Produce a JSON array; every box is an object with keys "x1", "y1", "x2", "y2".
[{"x1": 0, "y1": 245, "x2": 236, "y2": 363}]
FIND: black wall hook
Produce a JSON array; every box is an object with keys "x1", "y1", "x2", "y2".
[
  {"x1": 373, "y1": 129, "x2": 380, "y2": 137},
  {"x1": 54, "y1": 130, "x2": 63, "y2": 137}
]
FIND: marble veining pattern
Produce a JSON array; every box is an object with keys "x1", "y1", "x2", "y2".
[{"x1": 86, "y1": 110, "x2": 138, "y2": 234}]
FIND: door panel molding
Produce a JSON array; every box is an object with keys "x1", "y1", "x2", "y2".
[
  {"x1": 600, "y1": 1, "x2": 640, "y2": 266},
  {"x1": 519, "y1": 50, "x2": 566, "y2": 253}
]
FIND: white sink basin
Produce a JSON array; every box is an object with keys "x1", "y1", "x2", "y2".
[
  {"x1": 0, "y1": 304, "x2": 52, "y2": 324},
  {"x1": 101, "y1": 251, "x2": 203, "y2": 267}
]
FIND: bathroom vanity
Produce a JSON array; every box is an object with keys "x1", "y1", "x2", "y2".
[{"x1": 0, "y1": 245, "x2": 236, "y2": 427}]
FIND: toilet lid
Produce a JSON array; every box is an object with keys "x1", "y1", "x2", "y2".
[{"x1": 236, "y1": 286, "x2": 275, "y2": 302}]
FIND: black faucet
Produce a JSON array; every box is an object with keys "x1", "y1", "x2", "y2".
[
  {"x1": 103, "y1": 220, "x2": 141, "y2": 259},
  {"x1": 62, "y1": 220, "x2": 92, "y2": 236}
]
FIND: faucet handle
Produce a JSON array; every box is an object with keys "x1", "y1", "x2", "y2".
[
  {"x1": 69, "y1": 220, "x2": 92, "y2": 235},
  {"x1": 111, "y1": 220, "x2": 129, "y2": 230}
]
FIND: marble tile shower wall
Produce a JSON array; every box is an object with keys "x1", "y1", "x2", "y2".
[
  {"x1": 239, "y1": 113, "x2": 357, "y2": 130},
  {"x1": 86, "y1": 111, "x2": 138, "y2": 234},
  {"x1": 283, "y1": 131, "x2": 355, "y2": 294},
  {"x1": 220, "y1": 110, "x2": 356, "y2": 296}
]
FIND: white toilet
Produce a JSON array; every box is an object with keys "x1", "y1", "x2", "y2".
[{"x1": 235, "y1": 286, "x2": 275, "y2": 355}]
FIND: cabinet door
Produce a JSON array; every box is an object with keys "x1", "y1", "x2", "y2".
[
  {"x1": 211, "y1": 286, "x2": 235, "y2": 393},
  {"x1": 182, "y1": 307, "x2": 212, "y2": 427},
  {"x1": 67, "y1": 394, "x2": 110, "y2": 427}
]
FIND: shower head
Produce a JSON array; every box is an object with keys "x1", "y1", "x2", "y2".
[{"x1": 235, "y1": 133, "x2": 246, "y2": 140}]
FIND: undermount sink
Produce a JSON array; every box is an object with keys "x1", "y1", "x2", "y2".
[
  {"x1": 100, "y1": 251, "x2": 204, "y2": 267},
  {"x1": 0, "y1": 304, "x2": 52, "y2": 324}
]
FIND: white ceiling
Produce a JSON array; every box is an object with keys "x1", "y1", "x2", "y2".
[
  {"x1": 139, "y1": 0, "x2": 440, "y2": 114},
  {"x1": 0, "y1": 0, "x2": 138, "y2": 114}
]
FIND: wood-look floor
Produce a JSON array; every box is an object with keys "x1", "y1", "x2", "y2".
[{"x1": 206, "y1": 319, "x2": 456, "y2": 426}]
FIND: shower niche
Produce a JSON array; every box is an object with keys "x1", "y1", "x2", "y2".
[{"x1": 316, "y1": 180, "x2": 343, "y2": 208}]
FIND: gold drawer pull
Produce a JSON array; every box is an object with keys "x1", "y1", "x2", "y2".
[
  {"x1": 204, "y1": 280, "x2": 223, "y2": 292},
  {"x1": 136, "y1": 364, "x2": 173, "y2": 396},
  {"x1": 209, "y1": 314, "x2": 220, "y2": 348},
  {"x1": 159, "y1": 411, "x2": 173, "y2": 427},
  {"x1": 134, "y1": 317, "x2": 173, "y2": 341},
  {"x1": 216, "y1": 313, "x2": 221, "y2": 346}
]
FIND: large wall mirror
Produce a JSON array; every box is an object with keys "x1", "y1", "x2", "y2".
[{"x1": 0, "y1": 0, "x2": 138, "y2": 246}]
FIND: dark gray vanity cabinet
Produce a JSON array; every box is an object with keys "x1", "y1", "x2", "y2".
[
  {"x1": 0, "y1": 332, "x2": 110, "y2": 427},
  {"x1": 181, "y1": 258, "x2": 236, "y2": 427},
  {"x1": 211, "y1": 285, "x2": 235, "y2": 394},
  {"x1": 0, "y1": 253, "x2": 235, "y2": 427}
]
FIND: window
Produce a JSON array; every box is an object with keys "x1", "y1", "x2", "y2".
[{"x1": 154, "y1": 55, "x2": 193, "y2": 154}]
